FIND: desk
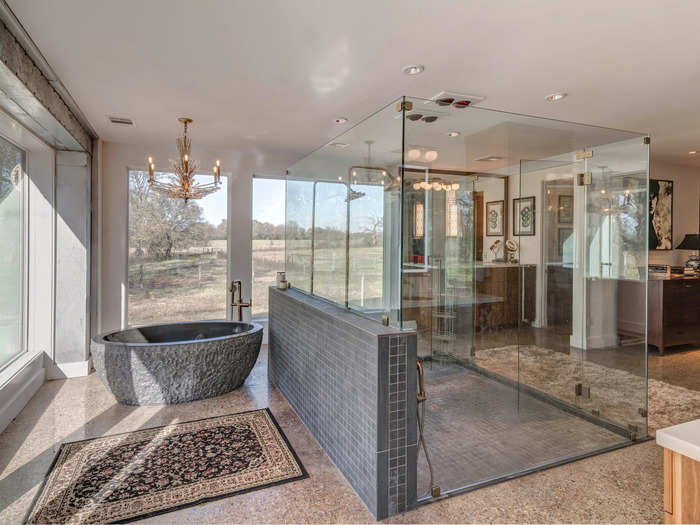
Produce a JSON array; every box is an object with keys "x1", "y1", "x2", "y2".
[{"x1": 648, "y1": 275, "x2": 700, "y2": 354}]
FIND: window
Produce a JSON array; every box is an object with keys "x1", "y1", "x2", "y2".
[
  {"x1": 252, "y1": 177, "x2": 285, "y2": 317},
  {"x1": 128, "y1": 170, "x2": 228, "y2": 325},
  {"x1": 0, "y1": 135, "x2": 26, "y2": 370}
]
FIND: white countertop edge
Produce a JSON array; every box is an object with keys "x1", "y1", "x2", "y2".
[{"x1": 656, "y1": 419, "x2": 700, "y2": 462}]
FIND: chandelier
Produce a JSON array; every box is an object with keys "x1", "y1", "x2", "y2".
[{"x1": 147, "y1": 117, "x2": 222, "y2": 201}]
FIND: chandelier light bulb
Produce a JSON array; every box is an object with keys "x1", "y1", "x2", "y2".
[
  {"x1": 424, "y1": 150, "x2": 438, "y2": 162},
  {"x1": 407, "y1": 149, "x2": 421, "y2": 161}
]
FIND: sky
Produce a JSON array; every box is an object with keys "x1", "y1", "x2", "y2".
[
  {"x1": 198, "y1": 176, "x2": 382, "y2": 232},
  {"x1": 197, "y1": 176, "x2": 287, "y2": 226}
]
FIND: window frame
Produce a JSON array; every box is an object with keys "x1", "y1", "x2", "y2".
[
  {"x1": 125, "y1": 167, "x2": 231, "y2": 327},
  {"x1": 0, "y1": 134, "x2": 29, "y2": 374}
]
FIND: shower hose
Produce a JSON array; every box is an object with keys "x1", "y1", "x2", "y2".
[{"x1": 416, "y1": 358, "x2": 437, "y2": 498}]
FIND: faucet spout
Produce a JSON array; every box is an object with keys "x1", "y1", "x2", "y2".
[{"x1": 229, "y1": 280, "x2": 251, "y2": 321}]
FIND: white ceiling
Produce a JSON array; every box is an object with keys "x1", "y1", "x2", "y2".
[{"x1": 8, "y1": 0, "x2": 700, "y2": 173}]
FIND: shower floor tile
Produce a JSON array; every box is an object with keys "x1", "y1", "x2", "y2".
[{"x1": 416, "y1": 361, "x2": 626, "y2": 498}]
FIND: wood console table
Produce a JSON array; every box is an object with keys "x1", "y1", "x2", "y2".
[
  {"x1": 657, "y1": 420, "x2": 700, "y2": 523},
  {"x1": 648, "y1": 275, "x2": 700, "y2": 355}
]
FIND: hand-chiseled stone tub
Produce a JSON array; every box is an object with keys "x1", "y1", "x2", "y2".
[{"x1": 91, "y1": 321, "x2": 263, "y2": 405}]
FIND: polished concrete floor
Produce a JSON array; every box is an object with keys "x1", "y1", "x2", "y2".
[{"x1": 0, "y1": 346, "x2": 668, "y2": 523}]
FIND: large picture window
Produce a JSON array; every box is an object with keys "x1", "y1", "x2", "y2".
[
  {"x1": 0, "y1": 135, "x2": 26, "y2": 370},
  {"x1": 252, "y1": 177, "x2": 285, "y2": 317},
  {"x1": 128, "y1": 170, "x2": 228, "y2": 325}
]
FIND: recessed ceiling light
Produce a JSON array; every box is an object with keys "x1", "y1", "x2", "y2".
[
  {"x1": 402, "y1": 64, "x2": 425, "y2": 76},
  {"x1": 331, "y1": 142, "x2": 349, "y2": 148},
  {"x1": 690, "y1": 150, "x2": 697, "y2": 155},
  {"x1": 545, "y1": 92, "x2": 567, "y2": 102},
  {"x1": 447, "y1": 131, "x2": 460, "y2": 137},
  {"x1": 334, "y1": 117, "x2": 348, "y2": 124}
]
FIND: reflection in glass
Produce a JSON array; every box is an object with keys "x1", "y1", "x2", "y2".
[{"x1": 0, "y1": 136, "x2": 25, "y2": 370}]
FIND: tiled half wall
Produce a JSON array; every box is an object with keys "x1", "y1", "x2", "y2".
[{"x1": 268, "y1": 287, "x2": 417, "y2": 519}]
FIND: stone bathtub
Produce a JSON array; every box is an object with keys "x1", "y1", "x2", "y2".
[{"x1": 91, "y1": 321, "x2": 263, "y2": 405}]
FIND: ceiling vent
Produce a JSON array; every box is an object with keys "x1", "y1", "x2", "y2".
[
  {"x1": 108, "y1": 116, "x2": 134, "y2": 126},
  {"x1": 426, "y1": 90, "x2": 486, "y2": 107}
]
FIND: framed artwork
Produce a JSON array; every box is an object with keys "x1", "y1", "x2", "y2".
[
  {"x1": 558, "y1": 194, "x2": 573, "y2": 224},
  {"x1": 558, "y1": 227, "x2": 573, "y2": 257},
  {"x1": 486, "y1": 200, "x2": 504, "y2": 236},
  {"x1": 649, "y1": 179, "x2": 673, "y2": 250},
  {"x1": 513, "y1": 196, "x2": 536, "y2": 236}
]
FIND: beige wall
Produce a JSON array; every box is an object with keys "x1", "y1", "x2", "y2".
[
  {"x1": 648, "y1": 158, "x2": 700, "y2": 266},
  {"x1": 99, "y1": 141, "x2": 255, "y2": 332}
]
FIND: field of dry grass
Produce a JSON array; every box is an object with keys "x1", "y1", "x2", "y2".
[{"x1": 128, "y1": 239, "x2": 384, "y2": 325}]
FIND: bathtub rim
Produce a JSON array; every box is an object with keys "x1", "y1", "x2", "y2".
[{"x1": 92, "y1": 320, "x2": 263, "y2": 347}]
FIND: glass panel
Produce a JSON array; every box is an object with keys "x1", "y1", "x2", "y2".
[
  {"x1": 285, "y1": 179, "x2": 314, "y2": 293},
  {"x1": 128, "y1": 170, "x2": 228, "y2": 325},
  {"x1": 402, "y1": 96, "x2": 648, "y2": 498},
  {"x1": 582, "y1": 137, "x2": 649, "y2": 437},
  {"x1": 0, "y1": 136, "x2": 25, "y2": 370},
  {"x1": 285, "y1": 98, "x2": 403, "y2": 324},
  {"x1": 518, "y1": 159, "x2": 584, "y2": 408},
  {"x1": 312, "y1": 181, "x2": 347, "y2": 304},
  {"x1": 252, "y1": 177, "x2": 285, "y2": 317},
  {"x1": 347, "y1": 169, "x2": 388, "y2": 314}
]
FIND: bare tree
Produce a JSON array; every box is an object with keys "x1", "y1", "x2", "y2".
[{"x1": 129, "y1": 171, "x2": 209, "y2": 259}]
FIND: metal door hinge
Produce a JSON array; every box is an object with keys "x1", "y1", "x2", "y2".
[
  {"x1": 643, "y1": 136, "x2": 650, "y2": 145},
  {"x1": 396, "y1": 100, "x2": 413, "y2": 112},
  {"x1": 628, "y1": 423, "x2": 639, "y2": 440},
  {"x1": 576, "y1": 150, "x2": 593, "y2": 160},
  {"x1": 577, "y1": 172, "x2": 592, "y2": 186},
  {"x1": 639, "y1": 407, "x2": 648, "y2": 417},
  {"x1": 574, "y1": 383, "x2": 591, "y2": 398}
]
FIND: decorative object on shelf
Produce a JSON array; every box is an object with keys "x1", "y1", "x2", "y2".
[
  {"x1": 505, "y1": 239, "x2": 518, "y2": 263},
  {"x1": 676, "y1": 234, "x2": 700, "y2": 273},
  {"x1": 486, "y1": 200, "x2": 504, "y2": 236},
  {"x1": 558, "y1": 227, "x2": 574, "y2": 257},
  {"x1": 277, "y1": 271, "x2": 289, "y2": 289},
  {"x1": 146, "y1": 117, "x2": 222, "y2": 201},
  {"x1": 649, "y1": 179, "x2": 673, "y2": 250},
  {"x1": 513, "y1": 196, "x2": 536, "y2": 236},
  {"x1": 557, "y1": 194, "x2": 573, "y2": 224},
  {"x1": 489, "y1": 239, "x2": 503, "y2": 261}
]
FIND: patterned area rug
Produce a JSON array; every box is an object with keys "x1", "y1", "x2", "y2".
[
  {"x1": 26, "y1": 409, "x2": 307, "y2": 524},
  {"x1": 474, "y1": 345, "x2": 700, "y2": 433}
]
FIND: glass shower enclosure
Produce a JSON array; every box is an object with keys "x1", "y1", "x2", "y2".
[{"x1": 285, "y1": 96, "x2": 649, "y2": 503}]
